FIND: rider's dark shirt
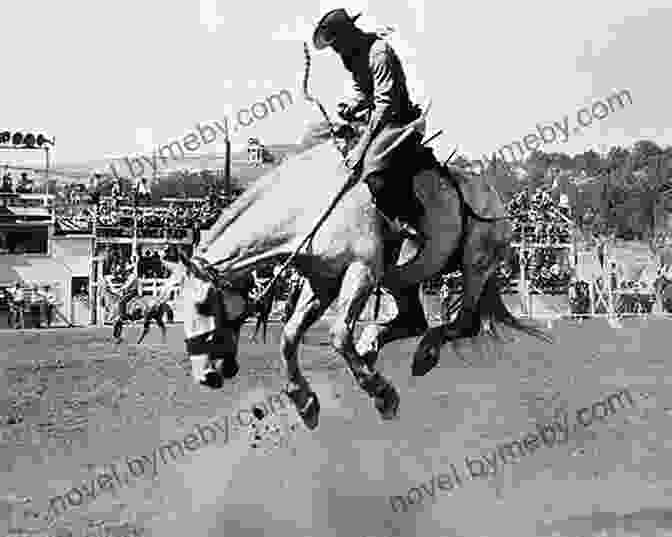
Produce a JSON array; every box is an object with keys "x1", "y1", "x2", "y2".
[{"x1": 341, "y1": 34, "x2": 416, "y2": 127}]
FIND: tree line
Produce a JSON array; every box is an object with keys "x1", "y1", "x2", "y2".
[{"x1": 453, "y1": 140, "x2": 672, "y2": 238}]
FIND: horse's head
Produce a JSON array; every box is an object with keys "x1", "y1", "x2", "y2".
[{"x1": 179, "y1": 250, "x2": 255, "y2": 381}]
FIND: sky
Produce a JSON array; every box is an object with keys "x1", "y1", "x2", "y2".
[{"x1": 1, "y1": 0, "x2": 671, "y2": 173}]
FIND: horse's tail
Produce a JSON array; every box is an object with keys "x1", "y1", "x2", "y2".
[{"x1": 477, "y1": 275, "x2": 553, "y2": 343}]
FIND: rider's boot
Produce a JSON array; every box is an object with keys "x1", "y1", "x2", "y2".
[
  {"x1": 366, "y1": 173, "x2": 426, "y2": 248},
  {"x1": 374, "y1": 194, "x2": 426, "y2": 248}
]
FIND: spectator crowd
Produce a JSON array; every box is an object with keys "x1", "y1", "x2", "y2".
[
  {"x1": 1, "y1": 170, "x2": 35, "y2": 193},
  {"x1": 508, "y1": 189, "x2": 572, "y2": 245},
  {"x1": 3, "y1": 282, "x2": 58, "y2": 329},
  {"x1": 60, "y1": 184, "x2": 223, "y2": 239}
]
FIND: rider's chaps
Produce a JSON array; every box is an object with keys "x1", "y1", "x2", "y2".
[{"x1": 364, "y1": 134, "x2": 439, "y2": 225}]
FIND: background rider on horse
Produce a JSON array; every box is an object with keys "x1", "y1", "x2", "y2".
[
  {"x1": 105, "y1": 263, "x2": 140, "y2": 321},
  {"x1": 312, "y1": 8, "x2": 425, "y2": 245}
]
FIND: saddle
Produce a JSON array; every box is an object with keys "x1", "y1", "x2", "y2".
[
  {"x1": 359, "y1": 100, "x2": 506, "y2": 224},
  {"x1": 362, "y1": 100, "x2": 431, "y2": 177},
  {"x1": 431, "y1": 165, "x2": 509, "y2": 221},
  {"x1": 358, "y1": 101, "x2": 435, "y2": 223},
  {"x1": 373, "y1": 145, "x2": 508, "y2": 226}
]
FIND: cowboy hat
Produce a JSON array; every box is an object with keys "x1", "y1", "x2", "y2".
[{"x1": 312, "y1": 8, "x2": 362, "y2": 50}]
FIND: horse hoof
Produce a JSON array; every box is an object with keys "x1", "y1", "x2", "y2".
[
  {"x1": 286, "y1": 388, "x2": 320, "y2": 430},
  {"x1": 411, "y1": 343, "x2": 441, "y2": 376},
  {"x1": 200, "y1": 371, "x2": 224, "y2": 389},
  {"x1": 375, "y1": 383, "x2": 400, "y2": 420}
]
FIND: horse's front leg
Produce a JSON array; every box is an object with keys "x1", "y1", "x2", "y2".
[
  {"x1": 281, "y1": 279, "x2": 338, "y2": 430},
  {"x1": 261, "y1": 307, "x2": 269, "y2": 344},
  {"x1": 156, "y1": 313, "x2": 167, "y2": 344},
  {"x1": 250, "y1": 314, "x2": 261, "y2": 343},
  {"x1": 331, "y1": 262, "x2": 400, "y2": 420},
  {"x1": 355, "y1": 284, "x2": 428, "y2": 369}
]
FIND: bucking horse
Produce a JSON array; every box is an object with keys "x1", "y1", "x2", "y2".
[
  {"x1": 100, "y1": 280, "x2": 174, "y2": 344},
  {"x1": 175, "y1": 47, "x2": 552, "y2": 430}
]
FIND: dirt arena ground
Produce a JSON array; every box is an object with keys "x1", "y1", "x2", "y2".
[{"x1": 0, "y1": 317, "x2": 669, "y2": 537}]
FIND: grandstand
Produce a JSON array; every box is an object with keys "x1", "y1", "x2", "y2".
[
  {"x1": 428, "y1": 187, "x2": 576, "y2": 322},
  {"x1": 0, "y1": 186, "x2": 238, "y2": 327},
  {"x1": 0, "y1": 192, "x2": 87, "y2": 327}
]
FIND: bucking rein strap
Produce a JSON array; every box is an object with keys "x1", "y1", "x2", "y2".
[{"x1": 248, "y1": 42, "x2": 367, "y2": 305}]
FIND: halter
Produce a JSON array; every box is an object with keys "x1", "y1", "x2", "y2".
[{"x1": 183, "y1": 256, "x2": 254, "y2": 356}]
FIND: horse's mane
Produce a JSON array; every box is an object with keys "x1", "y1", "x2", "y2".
[
  {"x1": 199, "y1": 131, "x2": 349, "y2": 269},
  {"x1": 201, "y1": 122, "x2": 334, "y2": 251}
]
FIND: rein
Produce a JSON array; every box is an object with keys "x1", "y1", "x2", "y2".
[
  {"x1": 238, "y1": 42, "x2": 358, "y2": 305},
  {"x1": 184, "y1": 257, "x2": 253, "y2": 355}
]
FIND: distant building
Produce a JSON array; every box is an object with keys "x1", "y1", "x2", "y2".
[{"x1": 0, "y1": 192, "x2": 92, "y2": 327}]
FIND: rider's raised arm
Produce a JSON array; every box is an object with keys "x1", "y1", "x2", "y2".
[
  {"x1": 341, "y1": 76, "x2": 369, "y2": 117},
  {"x1": 370, "y1": 45, "x2": 408, "y2": 128},
  {"x1": 356, "y1": 45, "x2": 398, "y2": 152}
]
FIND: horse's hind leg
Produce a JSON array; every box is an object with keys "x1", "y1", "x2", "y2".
[
  {"x1": 281, "y1": 278, "x2": 338, "y2": 430},
  {"x1": 156, "y1": 313, "x2": 167, "y2": 344},
  {"x1": 137, "y1": 317, "x2": 151, "y2": 344},
  {"x1": 412, "y1": 228, "x2": 501, "y2": 376},
  {"x1": 331, "y1": 261, "x2": 400, "y2": 420},
  {"x1": 250, "y1": 313, "x2": 261, "y2": 343}
]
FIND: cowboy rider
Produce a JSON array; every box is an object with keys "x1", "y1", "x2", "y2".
[
  {"x1": 104, "y1": 263, "x2": 140, "y2": 320},
  {"x1": 8, "y1": 281, "x2": 23, "y2": 328},
  {"x1": 312, "y1": 8, "x2": 425, "y2": 245}
]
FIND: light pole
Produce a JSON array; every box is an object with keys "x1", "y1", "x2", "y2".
[
  {"x1": 45, "y1": 146, "x2": 50, "y2": 194},
  {"x1": 0, "y1": 132, "x2": 55, "y2": 193},
  {"x1": 224, "y1": 117, "x2": 231, "y2": 197}
]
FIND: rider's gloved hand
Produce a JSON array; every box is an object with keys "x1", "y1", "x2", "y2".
[
  {"x1": 344, "y1": 154, "x2": 362, "y2": 171},
  {"x1": 332, "y1": 123, "x2": 352, "y2": 138},
  {"x1": 337, "y1": 102, "x2": 356, "y2": 122}
]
